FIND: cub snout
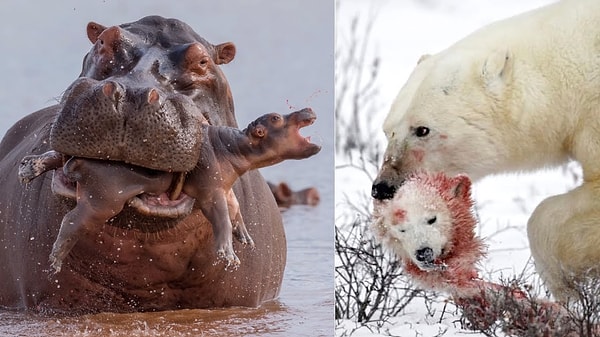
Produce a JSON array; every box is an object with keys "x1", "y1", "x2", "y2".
[{"x1": 415, "y1": 247, "x2": 435, "y2": 264}]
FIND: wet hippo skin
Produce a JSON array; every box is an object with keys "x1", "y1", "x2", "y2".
[
  {"x1": 0, "y1": 16, "x2": 290, "y2": 314},
  {"x1": 19, "y1": 108, "x2": 320, "y2": 273}
]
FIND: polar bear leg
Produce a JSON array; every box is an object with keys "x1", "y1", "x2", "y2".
[{"x1": 528, "y1": 183, "x2": 600, "y2": 302}]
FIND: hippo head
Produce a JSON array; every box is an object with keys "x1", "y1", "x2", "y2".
[
  {"x1": 243, "y1": 108, "x2": 322, "y2": 167},
  {"x1": 45, "y1": 16, "x2": 241, "y2": 230},
  {"x1": 51, "y1": 16, "x2": 237, "y2": 168}
]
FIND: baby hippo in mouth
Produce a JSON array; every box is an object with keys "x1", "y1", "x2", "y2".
[{"x1": 19, "y1": 108, "x2": 321, "y2": 273}]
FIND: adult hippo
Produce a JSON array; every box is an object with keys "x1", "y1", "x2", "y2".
[{"x1": 0, "y1": 16, "x2": 287, "y2": 313}]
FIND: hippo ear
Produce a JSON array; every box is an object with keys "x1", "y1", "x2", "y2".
[
  {"x1": 215, "y1": 42, "x2": 236, "y2": 65},
  {"x1": 482, "y1": 49, "x2": 513, "y2": 93},
  {"x1": 274, "y1": 182, "x2": 293, "y2": 204},
  {"x1": 450, "y1": 174, "x2": 472, "y2": 201},
  {"x1": 251, "y1": 124, "x2": 267, "y2": 138},
  {"x1": 87, "y1": 22, "x2": 107, "y2": 44}
]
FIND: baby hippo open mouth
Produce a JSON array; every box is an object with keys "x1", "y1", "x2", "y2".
[{"x1": 19, "y1": 108, "x2": 321, "y2": 272}]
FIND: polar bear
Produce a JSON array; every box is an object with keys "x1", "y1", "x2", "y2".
[{"x1": 371, "y1": 0, "x2": 600, "y2": 302}]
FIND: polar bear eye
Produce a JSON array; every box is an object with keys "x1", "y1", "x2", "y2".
[
  {"x1": 414, "y1": 126, "x2": 430, "y2": 137},
  {"x1": 427, "y1": 216, "x2": 437, "y2": 225}
]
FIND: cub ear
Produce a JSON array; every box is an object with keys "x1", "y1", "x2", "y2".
[
  {"x1": 215, "y1": 42, "x2": 236, "y2": 65},
  {"x1": 86, "y1": 21, "x2": 107, "y2": 44},
  {"x1": 482, "y1": 49, "x2": 512, "y2": 92},
  {"x1": 450, "y1": 174, "x2": 472, "y2": 201},
  {"x1": 251, "y1": 124, "x2": 267, "y2": 138},
  {"x1": 417, "y1": 54, "x2": 431, "y2": 64}
]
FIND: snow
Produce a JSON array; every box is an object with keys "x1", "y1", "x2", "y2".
[{"x1": 335, "y1": 0, "x2": 578, "y2": 336}]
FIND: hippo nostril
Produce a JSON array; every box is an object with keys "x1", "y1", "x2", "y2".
[
  {"x1": 415, "y1": 247, "x2": 434, "y2": 263},
  {"x1": 101, "y1": 81, "x2": 123, "y2": 101},
  {"x1": 102, "y1": 82, "x2": 115, "y2": 98},
  {"x1": 371, "y1": 181, "x2": 396, "y2": 200},
  {"x1": 147, "y1": 88, "x2": 160, "y2": 105}
]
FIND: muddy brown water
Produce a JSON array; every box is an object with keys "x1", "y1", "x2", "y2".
[{"x1": 0, "y1": 0, "x2": 333, "y2": 336}]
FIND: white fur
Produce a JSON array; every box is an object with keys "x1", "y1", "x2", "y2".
[
  {"x1": 377, "y1": 0, "x2": 600, "y2": 301},
  {"x1": 373, "y1": 180, "x2": 452, "y2": 270}
]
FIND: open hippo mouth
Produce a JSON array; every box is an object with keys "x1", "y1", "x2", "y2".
[
  {"x1": 127, "y1": 175, "x2": 193, "y2": 218},
  {"x1": 45, "y1": 76, "x2": 209, "y2": 221},
  {"x1": 292, "y1": 108, "x2": 320, "y2": 153},
  {"x1": 50, "y1": 159, "x2": 195, "y2": 219}
]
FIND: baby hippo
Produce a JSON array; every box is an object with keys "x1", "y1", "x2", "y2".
[{"x1": 20, "y1": 108, "x2": 321, "y2": 273}]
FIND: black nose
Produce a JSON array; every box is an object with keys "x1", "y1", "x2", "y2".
[
  {"x1": 371, "y1": 181, "x2": 396, "y2": 200},
  {"x1": 415, "y1": 247, "x2": 434, "y2": 263}
]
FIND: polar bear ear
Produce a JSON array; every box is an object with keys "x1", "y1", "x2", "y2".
[
  {"x1": 482, "y1": 50, "x2": 513, "y2": 91},
  {"x1": 417, "y1": 54, "x2": 431, "y2": 64},
  {"x1": 450, "y1": 174, "x2": 472, "y2": 201}
]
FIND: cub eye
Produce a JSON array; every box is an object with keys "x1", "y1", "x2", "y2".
[
  {"x1": 427, "y1": 216, "x2": 437, "y2": 225},
  {"x1": 271, "y1": 115, "x2": 281, "y2": 123},
  {"x1": 399, "y1": 229, "x2": 406, "y2": 233},
  {"x1": 414, "y1": 126, "x2": 430, "y2": 137}
]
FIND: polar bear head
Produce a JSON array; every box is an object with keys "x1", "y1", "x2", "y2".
[
  {"x1": 371, "y1": 172, "x2": 474, "y2": 271},
  {"x1": 371, "y1": 50, "x2": 514, "y2": 200}
]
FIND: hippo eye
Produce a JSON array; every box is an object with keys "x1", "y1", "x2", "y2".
[
  {"x1": 427, "y1": 216, "x2": 437, "y2": 225},
  {"x1": 271, "y1": 115, "x2": 281, "y2": 123},
  {"x1": 414, "y1": 126, "x2": 430, "y2": 137}
]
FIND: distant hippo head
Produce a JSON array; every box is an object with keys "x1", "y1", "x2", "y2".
[{"x1": 50, "y1": 15, "x2": 237, "y2": 172}]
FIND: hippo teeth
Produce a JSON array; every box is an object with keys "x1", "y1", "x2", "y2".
[{"x1": 170, "y1": 172, "x2": 186, "y2": 200}]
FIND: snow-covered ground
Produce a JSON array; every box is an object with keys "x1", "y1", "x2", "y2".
[{"x1": 335, "y1": 0, "x2": 580, "y2": 336}]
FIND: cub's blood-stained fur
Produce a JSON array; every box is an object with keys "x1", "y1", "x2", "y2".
[
  {"x1": 372, "y1": 172, "x2": 570, "y2": 332},
  {"x1": 372, "y1": 172, "x2": 485, "y2": 297}
]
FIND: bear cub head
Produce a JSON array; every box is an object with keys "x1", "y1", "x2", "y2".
[{"x1": 372, "y1": 172, "x2": 485, "y2": 293}]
